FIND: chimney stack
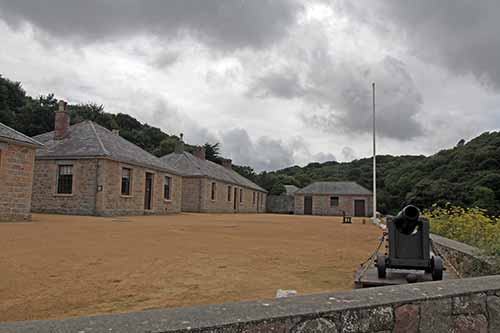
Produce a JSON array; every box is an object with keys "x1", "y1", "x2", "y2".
[
  {"x1": 54, "y1": 100, "x2": 70, "y2": 140},
  {"x1": 193, "y1": 146, "x2": 206, "y2": 160},
  {"x1": 174, "y1": 133, "x2": 185, "y2": 153},
  {"x1": 221, "y1": 158, "x2": 232, "y2": 169}
]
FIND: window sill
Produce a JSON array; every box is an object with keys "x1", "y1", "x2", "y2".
[
  {"x1": 54, "y1": 193, "x2": 73, "y2": 197},
  {"x1": 121, "y1": 194, "x2": 134, "y2": 198},
  {"x1": 164, "y1": 199, "x2": 172, "y2": 202}
]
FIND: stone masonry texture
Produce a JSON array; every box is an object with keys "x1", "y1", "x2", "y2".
[
  {"x1": 181, "y1": 176, "x2": 266, "y2": 213},
  {"x1": 32, "y1": 158, "x2": 182, "y2": 216},
  {"x1": 3, "y1": 275, "x2": 500, "y2": 332},
  {"x1": 267, "y1": 194, "x2": 295, "y2": 214},
  {"x1": 294, "y1": 194, "x2": 373, "y2": 216},
  {"x1": 0, "y1": 142, "x2": 37, "y2": 221}
]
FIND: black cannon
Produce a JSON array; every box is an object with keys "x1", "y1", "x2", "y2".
[{"x1": 376, "y1": 205, "x2": 443, "y2": 281}]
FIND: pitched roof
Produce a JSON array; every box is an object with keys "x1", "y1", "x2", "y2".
[
  {"x1": 160, "y1": 151, "x2": 266, "y2": 192},
  {"x1": 284, "y1": 185, "x2": 299, "y2": 195},
  {"x1": 33, "y1": 121, "x2": 182, "y2": 175},
  {"x1": 0, "y1": 122, "x2": 43, "y2": 147},
  {"x1": 296, "y1": 181, "x2": 372, "y2": 195}
]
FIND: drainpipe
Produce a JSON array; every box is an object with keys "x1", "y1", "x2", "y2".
[{"x1": 94, "y1": 159, "x2": 100, "y2": 216}]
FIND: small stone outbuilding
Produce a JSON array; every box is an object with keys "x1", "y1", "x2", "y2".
[
  {"x1": 0, "y1": 123, "x2": 43, "y2": 221},
  {"x1": 160, "y1": 145, "x2": 267, "y2": 213},
  {"x1": 31, "y1": 101, "x2": 183, "y2": 216},
  {"x1": 294, "y1": 181, "x2": 373, "y2": 217}
]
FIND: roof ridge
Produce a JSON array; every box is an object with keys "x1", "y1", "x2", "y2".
[
  {"x1": 161, "y1": 151, "x2": 266, "y2": 192},
  {"x1": 88, "y1": 121, "x2": 110, "y2": 156}
]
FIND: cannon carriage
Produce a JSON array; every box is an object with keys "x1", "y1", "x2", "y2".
[{"x1": 376, "y1": 205, "x2": 443, "y2": 281}]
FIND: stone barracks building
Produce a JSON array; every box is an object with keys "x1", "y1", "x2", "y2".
[
  {"x1": 294, "y1": 181, "x2": 373, "y2": 217},
  {"x1": 160, "y1": 145, "x2": 267, "y2": 213},
  {"x1": 0, "y1": 123, "x2": 43, "y2": 221},
  {"x1": 31, "y1": 101, "x2": 183, "y2": 216}
]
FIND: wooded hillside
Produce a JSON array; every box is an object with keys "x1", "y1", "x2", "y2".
[{"x1": 255, "y1": 134, "x2": 500, "y2": 215}]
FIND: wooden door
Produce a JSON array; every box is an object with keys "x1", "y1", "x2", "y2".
[
  {"x1": 233, "y1": 187, "x2": 238, "y2": 211},
  {"x1": 144, "y1": 173, "x2": 153, "y2": 210},
  {"x1": 354, "y1": 200, "x2": 365, "y2": 217},
  {"x1": 304, "y1": 196, "x2": 313, "y2": 215}
]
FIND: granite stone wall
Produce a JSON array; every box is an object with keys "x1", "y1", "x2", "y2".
[
  {"x1": 32, "y1": 158, "x2": 182, "y2": 216},
  {"x1": 431, "y1": 234, "x2": 496, "y2": 277},
  {"x1": 294, "y1": 194, "x2": 373, "y2": 217},
  {"x1": 182, "y1": 176, "x2": 266, "y2": 213},
  {"x1": 32, "y1": 159, "x2": 98, "y2": 215},
  {"x1": 3, "y1": 275, "x2": 500, "y2": 332},
  {"x1": 96, "y1": 159, "x2": 182, "y2": 216},
  {"x1": 0, "y1": 142, "x2": 37, "y2": 221},
  {"x1": 267, "y1": 195, "x2": 295, "y2": 214},
  {"x1": 181, "y1": 177, "x2": 202, "y2": 212}
]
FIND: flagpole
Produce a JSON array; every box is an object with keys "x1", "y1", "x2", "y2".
[{"x1": 372, "y1": 82, "x2": 377, "y2": 224}]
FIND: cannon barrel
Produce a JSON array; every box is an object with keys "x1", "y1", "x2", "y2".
[{"x1": 393, "y1": 205, "x2": 421, "y2": 235}]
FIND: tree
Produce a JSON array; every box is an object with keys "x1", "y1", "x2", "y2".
[
  {"x1": 203, "y1": 142, "x2": 222, "y2": 163},
  {"x1": 233, "y1": 165, "x2": 257, "y2": 182},
  {"x1": 270, "y1": 182, "x2": 286, "y2": 195},
  {"x1": 155, "y1": 137, "x2": 179, "y2": 156},
  {"x1": 472, "y1": 186, "x2": 499, "y2": 214}
]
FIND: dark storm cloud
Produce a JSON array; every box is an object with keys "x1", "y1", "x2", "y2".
[
  {"x1": 252, "y1": 50, "x2": 423, "y2": 140},
  {"x1": 340, "y1": 0, "x2": 500, "y2": 89},
  {"x1": 221, "y1": 128, "x2": 294, "y2": 171},
  {"x1": 0, "y1": 0, "x2": 302, "y2": 50},
  {"x1": 248, "y1": 70, "x2": 305, "y2": 99},
  {"x1": 151, "y1": 51, "x2": 181, "y2": 69}
]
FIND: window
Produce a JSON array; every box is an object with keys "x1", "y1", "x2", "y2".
[
  {"x1": 121, "y1": 168, "x2": 131, "y2": 195},
  {"x1": 253, "y1": 192, "x2": 256, "y2": 205},
  {"x1": 211, "y1": 182, "x2": 216, "y2": 200},
  {"x1": 330, "y1": 196, "x2": 339, "y2": 207},
  {"x1": 164, "y1": 176, "x2": 172, "y2": 200},
  {"x1": 227, "y1": 186, "x2": 232, "y2": 201},
  {"x1": 57, "y1": 165, "x2": 73, "y2": 194},
  {"x1": 239, "y1": 189, "x2": 243, "y2": 203}
]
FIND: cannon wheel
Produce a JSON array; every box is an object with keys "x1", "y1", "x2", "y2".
[
  {"x1": 377, "y1": 254, "x2": 387, "y2": 278},
  {"x1": 431, "y1": 256, "x2": 443, "y2": 281}
]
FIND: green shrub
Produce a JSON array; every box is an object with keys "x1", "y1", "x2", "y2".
[{"x1": 424, "y1": 205, "x2": 500, "y2": 256}]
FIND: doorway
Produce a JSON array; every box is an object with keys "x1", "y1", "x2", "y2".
[
  {"x1": 354, "y1": 199, "x2": 366, "y2": 217},
  {"x1": 304, "y1": 196, "x2": 313, "y2": 215},
  {"x1": 233, "y1": 187, "x2": 238, "y2": 211},
  {"x1": 144, "y1": 172, "x2": 153, "y2": 210}
]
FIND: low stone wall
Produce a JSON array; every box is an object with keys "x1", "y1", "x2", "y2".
[
  {"x1": 3, "y1": 275, "x2": 500, "y2": 332},
  {"x1": 267, "y1": 195, "x2": 295, "y2": 214},
  {"x1": 431, "y1": 234, "x2": 496, "y2": 277}
]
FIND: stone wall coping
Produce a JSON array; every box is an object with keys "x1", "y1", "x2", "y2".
[
  {"x1": 2, "y1": 275, "x2": 500, "y2": 333},
  {"x1": 431, "y1": 234, "x2": 481, "y2": 257}
]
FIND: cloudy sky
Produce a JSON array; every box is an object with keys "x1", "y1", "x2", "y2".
[{"x1": 1, "y1": 1, "x2": 499, "y2": 171}]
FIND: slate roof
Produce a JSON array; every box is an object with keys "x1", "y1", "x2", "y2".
[
  {"x1": 160, "y1": 151, "x2": 266, "y2": 192},
  {"x1": 33, "y1": 121, "x2": 182, "y2": 175},
  {"x1": 284, "y1": 185, "x2": 299, "y2": 196},
  {"x1": 0, "y1": 122, "x2": 43, "y2": 147},
  {"x1": 296, "y1": 181, "x2": 372, "y2": 195}
]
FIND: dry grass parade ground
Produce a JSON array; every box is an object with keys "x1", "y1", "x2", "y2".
[{"x1": 0, "y1": 213, "x2": 380, "y2": 322}]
